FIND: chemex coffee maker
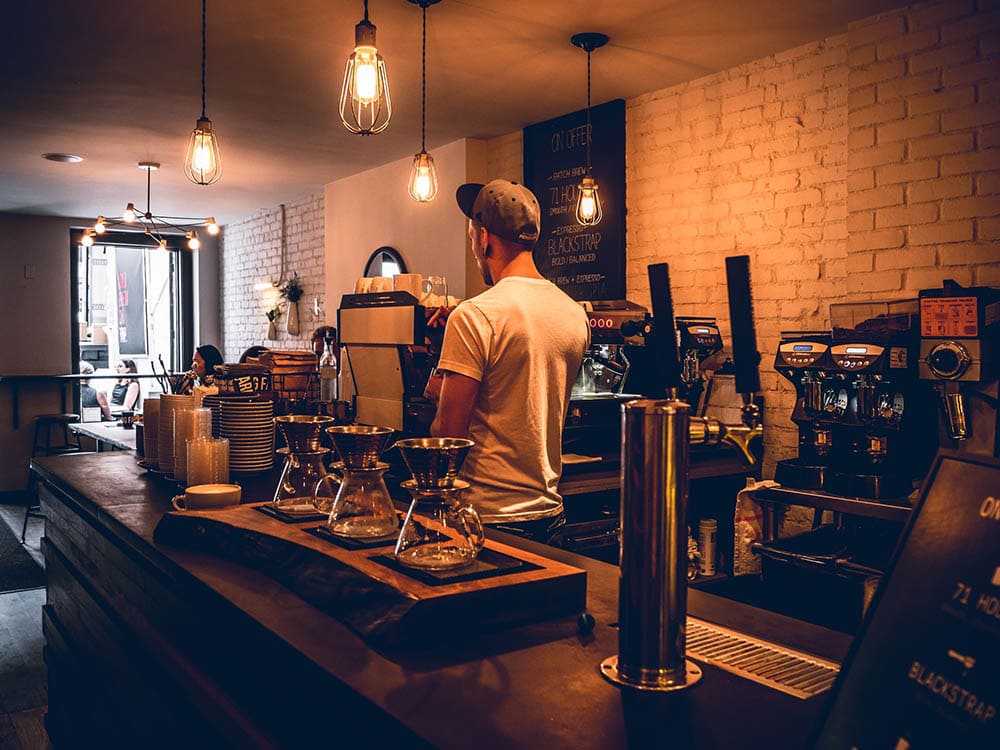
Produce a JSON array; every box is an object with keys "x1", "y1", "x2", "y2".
[
  {"x1": 338, "y1": 291, "x2": 437, "y2": 435},
  {"x1": 775, "y1": 300, "x2": 938, "y2": 500},
  {"x1": 919, "y1": 280, "x2": 999, "y2": 457}
]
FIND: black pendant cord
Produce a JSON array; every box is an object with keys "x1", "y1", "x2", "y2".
[
  {"x1": 421, "y1": 5, "x2": 427, "y2": 152},
  {"x1": 585, "y1": 49, "x2": 592, "y2": 176},
  {"x1": 363, "y1": 0, "x2": 369, "y2": 22},
  {"x1": 146, "y1": 167, "x2": 152, "y2": 215},
  {"x1": 201, "y1": 0, "x2": 207, "y2": 119}
]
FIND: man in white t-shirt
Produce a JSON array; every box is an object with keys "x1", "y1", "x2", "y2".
[{"x1": 428, "y1": 180, "x2": 590, "y2": 541}]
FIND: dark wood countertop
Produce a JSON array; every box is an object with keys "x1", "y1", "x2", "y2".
[{"x1": 32, "y1": 452, "x2": 852, "y2": 749}]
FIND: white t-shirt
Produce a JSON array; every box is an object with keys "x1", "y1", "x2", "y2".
[{"x1": 436, "y1": 276, "x2": 590, "y2": 523}]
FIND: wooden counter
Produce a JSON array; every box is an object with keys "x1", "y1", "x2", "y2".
[{"x1": 32, "y1": 452, "x2": 851, "y2": 749}]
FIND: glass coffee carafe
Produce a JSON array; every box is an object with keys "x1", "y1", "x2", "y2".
[
  {"x1": 393, "y1": 438, "x2": 484, "y2": 571},
  {"x1": 272, "y1": 415, "x2": 335, "y2": 515},
  {"x1": 325, "y1": 425, "x2": 398, "y2": 538}
]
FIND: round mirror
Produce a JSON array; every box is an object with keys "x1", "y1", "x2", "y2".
[{"x1": 364, "y1": 246, "x2": 407, "y2": 278}]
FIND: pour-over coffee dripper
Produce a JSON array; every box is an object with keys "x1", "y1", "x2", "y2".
[
  {"x1": 394, "y1": 438, "x2": 483, "y2": 570},
  {"x1": 325, "y1": 425, "x2": 398, "y2": 538},
  {"x1": 271, "y1": 415, "x2": 335, "y2": 515}
]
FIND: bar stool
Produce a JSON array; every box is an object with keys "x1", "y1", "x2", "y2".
[{"x1": 23, "y1": 413, "x2": 82, "y2": 542}]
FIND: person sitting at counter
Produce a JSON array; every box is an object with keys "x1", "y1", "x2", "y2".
[
  {"x1": 79, "y1": 361, "x2": 113, "y2": 421},
  {"x1": 110, "y1": 359, "x2": 141, "y2": 411},
  {"x1": 176, "y1": 344, "x2": 225, "y2": 394},
  {"x1": 427, "y1": 180, "x2": 590, "y2": 542}
]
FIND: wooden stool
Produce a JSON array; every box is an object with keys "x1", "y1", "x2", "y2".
[{"x1": 23, "y1": 413, "x2": 82, "y2": 542}]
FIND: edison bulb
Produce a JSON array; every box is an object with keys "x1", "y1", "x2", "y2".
[
  {"x1": 159, "y1": 239, "x2": 167, "y2": 249},
  {"x1": 353, "y1": 47, "x2": 379, "y2": 103},
  {"x1": 407, "y1": 151, "x2": 438, "y2": 203},
  {"x1": 123, "y1": 203, "x2": 137, "y2": 222},
  {"x1": 187, "y1": 232, "x2": 200, "y2": 251},
  {"x1": 575, "y1": 176, "x2": 602, "y2": 226},
  {"x1": 206, "y1": 218, "x2": 220, "y2": 236},
  {"x1": 81, "y1": 230, "x2": 94, "y2": 247},
  {"x1": 94, "y1": 216, "x2": 106, "y2": 234}
]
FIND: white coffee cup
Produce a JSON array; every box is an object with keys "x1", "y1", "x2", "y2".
[
  {"x1": 171, "y1": 483, "x2": 242, "y2": 511},
  {"x1": 393, "y1": 273, "x2": 423, "y2": 299},
  {"x1": 370, "y1": 276, "x2": 393, "y2": 292}
]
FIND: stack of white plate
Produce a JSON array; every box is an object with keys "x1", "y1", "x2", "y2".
[{"x1": 220, "y1": 400, "x2": 275, "y2": 474}]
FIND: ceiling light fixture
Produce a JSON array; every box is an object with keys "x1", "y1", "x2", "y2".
[
  {"x1": 42, "y1": 153, "x2": 84, "y2": 163},
  {"x1": 184, "y1": 0, "x2": 223, "y2": 185},
  {"x1": 84, "y1": 162, "x2": 219, "y2": 251},
  {"x1": 407, "y1": 0, "x2": 441, "y2": 203},
  {"x1": 340, "y1": 0, "x2": 392, "y2": 135},
  {"x1": 571, "y1": 32, "x2": 608, "y2": 227}
]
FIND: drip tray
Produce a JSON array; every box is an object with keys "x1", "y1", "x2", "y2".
[{"x1": 686, "y1": 618, "x2": 840, "y2": 699}]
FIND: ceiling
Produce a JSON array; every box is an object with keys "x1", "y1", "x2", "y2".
[{"x1": 1, "y1": 0, "x2": 910, "y2": 225}]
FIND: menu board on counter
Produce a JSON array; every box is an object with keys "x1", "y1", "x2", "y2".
[
  {"x1": 523, "y1": 99, "x2": 625, "y2": 302},
  {"x1": 815, "y1": 451, "x2": 1000, "y2": 748}
]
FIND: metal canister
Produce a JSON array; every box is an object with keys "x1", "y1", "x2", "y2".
[{"x1": 600, "y1": 398, "x2": 702, "y2": 691}]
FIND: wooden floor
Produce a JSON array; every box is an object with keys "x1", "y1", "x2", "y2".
[{"x1": 0, "y1": 503, "x2": 51, "y2": 750}]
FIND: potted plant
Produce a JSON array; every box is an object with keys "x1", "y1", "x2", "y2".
[
  {"x1": 279, "y1": 274, "x2": 304, "y2": 335},
  {"x1": 265, "y1": 304, "x2": 282, "y2": 340}
]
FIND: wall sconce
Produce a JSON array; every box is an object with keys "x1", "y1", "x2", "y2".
[
  {"x1": 571, "y1": 32, "x2": 608, "y2": 227},
  {"x1": 340, "y1": 0, "x2": 392, "y2": 135}
]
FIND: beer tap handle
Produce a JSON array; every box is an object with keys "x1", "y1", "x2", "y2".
[
  {"x1": 646, "y1": 263, "x2": 683, "y2": 397},
  {"x1": 725, "y1": 255, "x2": 762, "y2": 427}
]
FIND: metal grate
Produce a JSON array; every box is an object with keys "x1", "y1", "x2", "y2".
[{"x1": 686, "y1": 618, "x2": 841, "y2": 699}]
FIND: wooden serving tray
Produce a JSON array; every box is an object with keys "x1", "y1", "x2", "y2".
[{"x1": 153, "y1": 503, "x2": 587, "y2": 646}]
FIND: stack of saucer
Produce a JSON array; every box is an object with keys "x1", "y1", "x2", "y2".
[
  {"x1": 202, "y1": 393, "x2": 261, "y2": 438},
  {"x1": 220, "y1": 400, "x2": 275, "y2": 473}
]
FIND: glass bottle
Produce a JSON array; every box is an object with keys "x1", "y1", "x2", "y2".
[{"x1": 319, "y1": 337, "x2": 337, "y2": 402}]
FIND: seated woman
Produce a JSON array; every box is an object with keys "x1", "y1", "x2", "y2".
[
  {"x1": 79, "y1": 362, "x2": 113, "y2": 421},
  {"x1": 110, "y1": 359, "x2": 141, "y2": 412}
]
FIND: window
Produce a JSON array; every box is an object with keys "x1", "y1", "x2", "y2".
[{"x1": 72, "y1": 231, "x2": 194, "y2": 379}]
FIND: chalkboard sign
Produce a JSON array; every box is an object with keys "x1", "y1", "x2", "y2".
[
  {"x1": 115, "y1": 247, "x2": 147, "y2": 355},
  {"x1": 523, "y1": 99, "x2": 625, "y2": 301},
  {"x1": 815, "y1": 451, "x2": 1000, "y2": 748}
]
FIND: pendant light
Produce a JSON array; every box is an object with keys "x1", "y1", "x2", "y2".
[
  {"x1": 185, "y1": 0, "x2": 223, "y2": 185},
  {"x1": 340, "y1": 0, "x2": 392, "y2": 135},
  {"x1": 571, "y1": 32, "x2": 608, "y2": 226},
  {"x1": 407, "y1": 0, "x2": 441, "y2": 202}
]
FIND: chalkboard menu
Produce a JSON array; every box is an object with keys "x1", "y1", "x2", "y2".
[
  {"x1": 815, "y1": 451, "x2": 1000, "y2": 748},
  {"x1": 115, "y1": 247, "x2": 147, "y2": 355},
  {"x1": 523, "y1": 99, "x2": 625, "y2": 301}
]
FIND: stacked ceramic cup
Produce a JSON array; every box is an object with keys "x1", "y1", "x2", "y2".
[{"x1": 186, "y1": 437, "x2": 230, "y2": 486}]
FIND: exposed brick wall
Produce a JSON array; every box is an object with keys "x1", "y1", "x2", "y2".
[
  {"x1": 846, "y1": 0, "x2": 1000, "y2": 293},
  {"x1": 627, "y1": 35, "x2": 852, "y2": 471},
  {"x1": 219, "y1": 192, "x2": 325, "y2": 362},
  {"x1": 482, "y1": 0, "x2": 998, "y2": 480}
]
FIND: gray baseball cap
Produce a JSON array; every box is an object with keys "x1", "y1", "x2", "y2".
[{"x1": 456, "y1": 179, "x2": 541, "y2": 244}]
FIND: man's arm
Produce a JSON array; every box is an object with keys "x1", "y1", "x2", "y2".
[
  {"x1": 97, "y1": 391, "x2": 113, "y2": 421},
  {"x1": 430, "y1": 371, "x2": 479, "y2": 438}
]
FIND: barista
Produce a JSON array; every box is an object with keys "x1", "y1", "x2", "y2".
[{"x1": 428, "y1": 180, "x2": 590, "y2": 542}]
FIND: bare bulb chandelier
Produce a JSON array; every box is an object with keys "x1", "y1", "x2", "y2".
[
  {"x1": 407, "y1": 0, "x2": 442, "y2": 203},
  {"x1": 571, "y1": 32, "x2": 608, "y2": 227},
  {"x1": 340, "y1": 0, "x2": 392, "y2": 135},
  {"x1": 185, "y1": 0, "x2": 223, "y2": 185},
  {"x1": 83, "y1": 162, "x2": 220, "y2": 251}
]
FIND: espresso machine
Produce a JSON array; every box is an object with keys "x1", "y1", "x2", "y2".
[
  {"x1": 338, "y1": 291, "x2": 436, "y2": 435},
  {"x1": 919, "y1": 281, "x2": 1000, "y2": 457},
  {"x1": 775, "y1": 301, "x2": 938, "y2": 500}
]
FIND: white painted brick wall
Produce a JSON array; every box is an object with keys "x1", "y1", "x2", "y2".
[{"x1": 219, "y1": 192, "x2": 325, "y2": 362}]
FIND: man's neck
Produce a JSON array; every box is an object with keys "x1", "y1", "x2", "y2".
[{"x1": 491, "y1": 252, "x2": 544, "y2": 283}]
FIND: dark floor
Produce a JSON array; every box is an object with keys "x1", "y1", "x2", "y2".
[{"x1": 0, "y1": 503, "x2": 50, "y2": 750}]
